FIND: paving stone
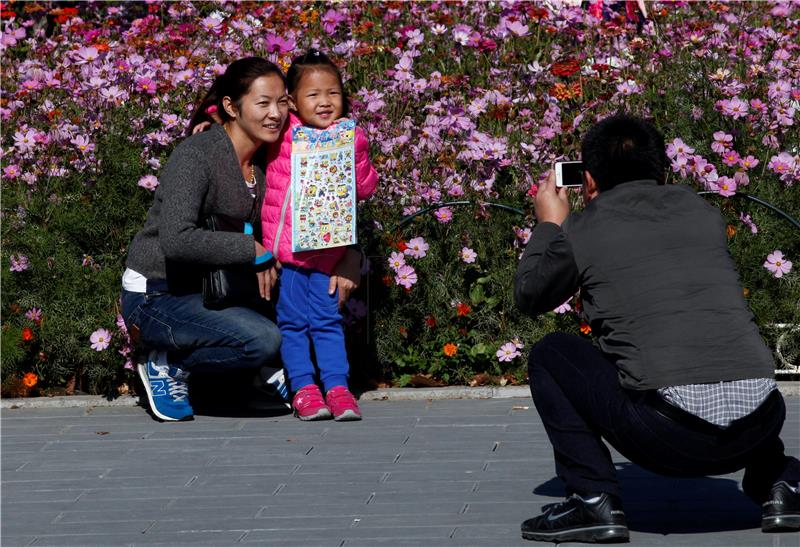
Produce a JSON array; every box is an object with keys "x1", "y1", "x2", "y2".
[{"x1": 2, "y1": 397, "x2": 798, "y2": 546}]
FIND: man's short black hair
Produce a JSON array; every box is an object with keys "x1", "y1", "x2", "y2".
[{"x1": 581, "y1": 113, "x2": 668, "y2": 191}]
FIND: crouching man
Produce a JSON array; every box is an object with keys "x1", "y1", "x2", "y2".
[{"x1": 515, "y1": 114, "x2": 799, "y2": 543}]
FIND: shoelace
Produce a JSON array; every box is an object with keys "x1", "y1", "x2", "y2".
[
  {"x1": 151, "y1": 363, "x2": 188, "y2": 402},
  {"x1": 542, "y1": 494, "x2": 582, "y2": 514},
  {"x1": 167, "y1": 380, "x2": 189, "y2": 402}
]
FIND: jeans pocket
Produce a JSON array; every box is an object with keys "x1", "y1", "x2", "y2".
[{"x1": 134, "y1": 299, "x2": 180, "y2": 350}]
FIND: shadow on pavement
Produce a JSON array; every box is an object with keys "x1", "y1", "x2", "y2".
[
  {"x1": 134, "y1": 368, "x2": 293, "y2": 419},
  {"x1": 533, "y1": 462, "x2": 760, "y2": 534}
]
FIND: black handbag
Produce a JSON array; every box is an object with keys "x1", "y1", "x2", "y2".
[{"x1": 201, "y1": 214, "x2": 261, "y2": 309}]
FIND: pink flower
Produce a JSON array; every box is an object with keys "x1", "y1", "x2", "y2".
[
  {"x1": 711, "y1": 176, "x2": 737, "y2": 197},
  {"x1": 666, "y1": 138, "x2": 694, "y2": 159},
  {"x1": 768, "y1": 152, "x2": 796, "y2": 176},
  {"x1": 264, "y1": 33, "x2": 295, "y2": 54},
  {"x1": 496, "y1": 342, "x2": 521, "y2": 362},
  {"x1": 553, "y1": 299, "x2": 572, "y2": 314},
  {"x1": 506, "y1": 20, "x2": 529, "y2": 37},
  {"x1": 404, "y1": 237, "x2": 429, "y2": 259},
  {"x1": 394, "y1": 264, "x2": 418, "y2": 289},
  {"x1": 73, "y1": 46, "x2": 100, "y2": 65},
  {"x1": 739, "y1": 155, "x2": 759, "y2": 170},
  {"x1": 322, "y1": 9, "x2": 346, "y2": 34},
  {"x1": 3, "y1": 164, "x2": 20, "y2": 179},
  {"x1": 711, "y1": 131, "x2": 733, "y2": 154},
  {"x1": 721, "y1": 150, "x2": 740, "y2": 167},
  {"x1": 434, "y1": 207, "x2": 453, "y2": 223},
  {"x1": 90, "y1": 328, "x2": 112, "y2": 351},
  {"x1": 135, "y1": 76, "x2": 157, "y2": 95},
  {"x1": 716, "y1": 97, "x2": 748, "y2": 119},
  {"x1": 616, "y1": 80, "x2": 641, "y2": 96},
  {"x1": 9, "y1": 254, "x2": 30, "y2": 272},
  {"x1": 739, "y1": 213, "x2": 758, "y2": 234},
  {"x1": 138, "y1": 175, "x2": 159, "y2": 191},
  {"x1": 460, "y1": 247, "x2": 477, "y2": 264},
  {"x1": 25, "y1": 307, "x2": 42, "y2": 322},
  {"x1": 387, "y1": 251, "x2": 406, "y2": 272},
  {"x1": 70, "y1": 135, "x2": 95, "y2": 155},
  {"x1": 763, "y1": 250, "x2": 792, "y2": 278}
]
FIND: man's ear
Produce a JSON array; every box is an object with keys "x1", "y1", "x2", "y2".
[
  {"x1": 222, "y1": 96, "x2": 238, "y2": 119},
  {"x1": 583, "y1": 170, "x2": 600, "y2": 201}
]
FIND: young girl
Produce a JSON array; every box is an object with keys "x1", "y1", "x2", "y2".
[{"x1": 262, "y1": 50, "x2": 378, "y2": 421}]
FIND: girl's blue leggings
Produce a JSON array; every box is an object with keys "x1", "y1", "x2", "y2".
[{"x1": 276, "y1": 264, "x2": 349, "y2": 392}]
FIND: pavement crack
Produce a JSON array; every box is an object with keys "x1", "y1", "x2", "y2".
[
  {"x1": 482, "y1": 462, "x2": 490, "y2": 471},
  {"x1": 236, "y1": 531, "x2": 249, "y2": 543},
  {"x1": 305, "y1": 446, "x2": 314, "y2": 456},
  {"x1": 471, "y1": 481, "x2": 479, "y2": 493},
  {"x1": 380, "y1": 472, "x2": 391, "y2": 483},
  {"x1": 272, "y1": 483, "x2": 286, "y2": 496},
  {"x1": 449, "y1": 527, "x2": 457, "y2": 538},
  {"x1": 364, "y1": 492, "x2": 376, "y2": 505},
  {"x1": 492, "y1": 441, "x2": 500, "y2": 452},
  {"x1": 290, "y1": 464, "x2": 302, "y2": 475},
  {"x1": 402, "y1": 435, "x2": 411, "y2": 445},
  {"x1": 460, "y1": 503, "x2": 470, "y2": 514},
  {"x1": 140, "y1": 521, "x2": 156, "y2": 534},
  {"x1": 15, "y1": 462, "x2": 28, "y2": 472},
  {"x1": 392, "y1": 453, "x2": 401, "y2": 464},
  {"x1": 184, "y1": 475, "x2": 198, "y2": 487}
]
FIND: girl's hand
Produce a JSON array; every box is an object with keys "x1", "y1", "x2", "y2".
[
  {"x1": 329, "y1": 247, "x2": 361, "y2": 308},
  {"x1": 257, "y1": 261, "x2": 281, "y2": 301},
  {"x1": 255, "y1": 241, "x2": 281, "y2": 300},
  {"x1": 192, "y1": 121, "x2": 213, "y2": 135}
]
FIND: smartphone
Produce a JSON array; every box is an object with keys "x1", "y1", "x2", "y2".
[{"x1": 555, "y1": 161, "x2": 584, "y2": 188}]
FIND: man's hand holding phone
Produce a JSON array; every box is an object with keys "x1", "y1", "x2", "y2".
[{"x1": 533, "y1": 171, "x2": 570, "y2": 226}]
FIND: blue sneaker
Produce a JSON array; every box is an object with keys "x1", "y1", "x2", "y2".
[{"x1": 137, "y1": 351, "x2": 193, "y2": 422}]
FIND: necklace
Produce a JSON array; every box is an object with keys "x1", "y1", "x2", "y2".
[{"x1": 244, "y1": 163, "x2": 256, "y2": 189}]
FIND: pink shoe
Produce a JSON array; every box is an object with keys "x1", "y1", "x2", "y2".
[
  {"x1": 292, "y1": 385, "x2": 332, "y2": 421},
  {"x1": 325, "y1": 386, "x2": 362, "y2": 421}
]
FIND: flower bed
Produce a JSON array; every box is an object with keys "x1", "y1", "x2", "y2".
[{"x1": 1, "y1": 1, "x2": 798, "y2": 395}]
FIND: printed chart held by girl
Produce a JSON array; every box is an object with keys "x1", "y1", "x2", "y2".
[{"x1": 261, "y1": 49, "x2": 378, "y2": 421}]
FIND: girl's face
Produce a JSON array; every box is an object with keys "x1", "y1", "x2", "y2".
[
  {"x1": 291, "y1": 68, "x2": 343, "y2": 129},
  {"x1": 227, "y1": 74, "x2": 289, "y2": 144}
]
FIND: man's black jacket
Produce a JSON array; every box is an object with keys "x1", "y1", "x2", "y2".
[{"x1": 514, "y1": 179, "x2": 775, "y2": 390}]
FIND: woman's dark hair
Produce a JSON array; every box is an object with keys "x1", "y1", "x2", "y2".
[
  {"x1": 581, "y1": 113, "x2": 668, "y2": 191},
  {"x1": 187, "y1": 57, "x2": 286, "y2": 134},
  {"x1": 286, "y1": 49, "x2": 350, "y2": 117}
]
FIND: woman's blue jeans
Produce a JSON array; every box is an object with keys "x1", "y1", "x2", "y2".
[{"x1": 121, "y1": 289, "x2": 281, "y2": 373}]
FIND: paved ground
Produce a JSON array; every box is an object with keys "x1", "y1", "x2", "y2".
[{"x1": 2, "y1": 395, "x2": 799, "y2": 547}]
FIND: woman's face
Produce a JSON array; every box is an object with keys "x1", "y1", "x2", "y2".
[
  {"x1": 229, "y1": 74, "x2": 289, "y2": 144},
  {"x1": 291, "y1": 68, "x2": 343, "y2": 129}
]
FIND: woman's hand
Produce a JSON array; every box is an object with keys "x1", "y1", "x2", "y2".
[
  {"x1": 329, "y1": 247, "x2": 362, "y2": 309},
  {"x1": 255, "y1": 241, "x2": 280, "y2": 300}
]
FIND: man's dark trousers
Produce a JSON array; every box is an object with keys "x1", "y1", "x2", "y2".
[{"x1": 529, "y1": 333, "x2": 800, "y2": 503}]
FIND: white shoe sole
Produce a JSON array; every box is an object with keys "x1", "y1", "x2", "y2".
[{"x1": 137, "y1": 362, "x2": 183, "y2": 422}]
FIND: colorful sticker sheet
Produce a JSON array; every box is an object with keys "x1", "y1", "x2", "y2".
[{"x1": 290, "y1": 119, "x2": 357, "y2": 253}]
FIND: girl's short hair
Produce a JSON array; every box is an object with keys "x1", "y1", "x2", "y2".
[
  {"x1": 286, "y1": 49, "x2": 350, "y2": 117},
  {"x1": 188, "y1": 57, "x2": 286, "y2": 134}
]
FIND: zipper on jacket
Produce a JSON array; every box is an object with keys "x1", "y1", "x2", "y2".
[{"x1": 273, "y1": 183, "x2": 292, "y2": 256}]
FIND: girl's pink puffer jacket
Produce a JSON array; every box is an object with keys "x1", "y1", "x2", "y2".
[{"x1": 261, "y1": 113, "x2": 378, "y2": 274}]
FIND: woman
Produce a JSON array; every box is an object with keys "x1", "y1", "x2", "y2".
[{"x1": 121, "y1": 58, "x2": 361, "y2": 422}]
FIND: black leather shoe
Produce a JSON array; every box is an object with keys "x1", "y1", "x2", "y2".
[
  {"x1": 521, "y1": 493, "x2": 629, "y2": 543},
  {"x1": 762, "y1": 481, "x2": 800, "y2": 532}
]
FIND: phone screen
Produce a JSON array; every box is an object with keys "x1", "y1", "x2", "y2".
[{"x1": 556, "y1": 161, "x2": 584, "y2": 187}]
